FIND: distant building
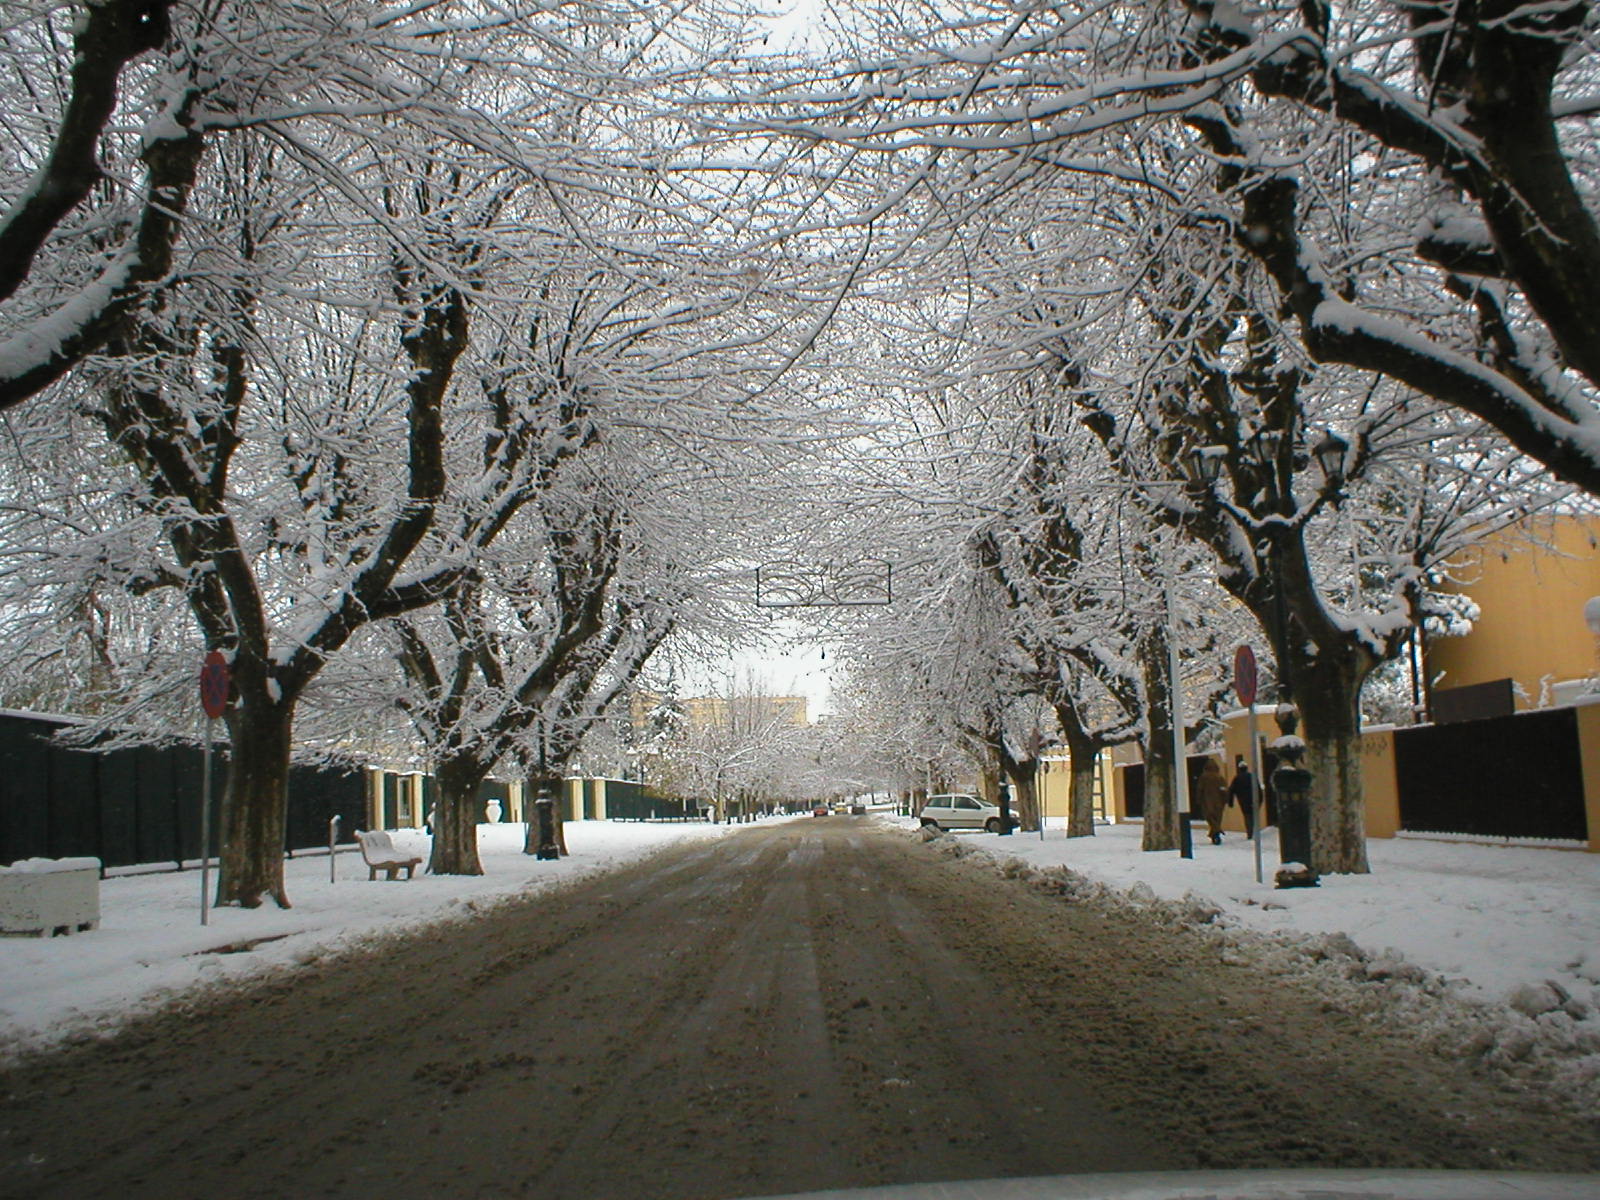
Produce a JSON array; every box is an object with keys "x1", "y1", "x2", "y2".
[{"x1": 630, "y1": 690, "x2": 809, "y2": 732}]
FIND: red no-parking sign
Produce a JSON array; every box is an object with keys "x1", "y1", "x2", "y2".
[
  {"x1": 1233, "y1": 644, "x2": 1258, "y2": 707},
  {"x1": 199, "y1": 650, "x2": 231, "y2": 719}
]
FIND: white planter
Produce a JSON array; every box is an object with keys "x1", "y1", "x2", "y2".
[{"x1": 0, "y1": 857, "x2": 101, "y2": 936}]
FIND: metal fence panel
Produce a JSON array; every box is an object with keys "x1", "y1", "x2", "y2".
[
  {"x1": 0, "y1": 711, "x2": 370, "y2": 871},
  {"x1": 1393, "y1": 706, "x2": 1588, "y2": 840}
]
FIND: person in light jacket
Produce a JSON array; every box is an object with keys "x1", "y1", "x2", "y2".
[{"x1": 1195, "y1": 757, "x2": 1229, "y2": 845}]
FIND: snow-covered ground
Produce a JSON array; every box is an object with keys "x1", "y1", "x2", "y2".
[
  {"x1": 929, "y1": 816, "x2": 1600, "y2": 1107},
  {"x1": 3, "y1": 813, "x2": 1598, "y2": 1101},
  {"x1": 0, "y1": 819, "x2": 742, "y2": 1058},
  {"x1": 948, "y1": 819, "x2": 1600, "y2": 1007}
]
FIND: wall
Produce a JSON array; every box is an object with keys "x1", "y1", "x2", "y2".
[
  {"x1": 1035, "y1": 752, "x2": 1115, "y2": 824},
  {"x1": 1427, "y1": 515, "x2": 1600, "y2": 708}
]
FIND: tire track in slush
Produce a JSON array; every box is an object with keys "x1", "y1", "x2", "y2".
[{"x1": 522, "y1": 831, "x2": 855, "y2": 1199}]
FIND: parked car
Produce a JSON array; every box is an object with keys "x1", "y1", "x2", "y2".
[
  {"x1": 917, "y1": 793, "x2": 1012, "y2": 833},
  {"x1": 812, "y1": 804, "x2": 829, "y2": 817}
]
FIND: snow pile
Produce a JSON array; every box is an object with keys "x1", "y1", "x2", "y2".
[{"x1": 921, "y1": 822, "x2": 1600, "y2": 1113}]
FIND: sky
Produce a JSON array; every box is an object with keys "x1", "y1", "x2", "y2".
[
  {"x1": 734, "y1": 639, "x2": 833, "y2": 717},
  {"x1": 3, "y1": 814, "x2": 1597, "y2": 1116}
]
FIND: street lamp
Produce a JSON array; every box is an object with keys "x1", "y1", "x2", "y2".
[
  {"x1": 1583, "y1": 597, "x2": 1600, "y2": 690},
  {"x1": 1311, "y1": 428, "x2": 1349, "y2": 494}
]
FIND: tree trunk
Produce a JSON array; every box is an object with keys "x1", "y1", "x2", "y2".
[
  {"x1": 1139, "y1": 628, "x2": 1179, "y2": 851},
  {"x1": 1008, "y1": 759, "x2": 1040, "y2": 831},
  {"x1": 1292, "y1": 656, "x2": 1371, "y2": 875},
  {"x1": 430, "y1": 756, "x2": 487, "y2": 876},
  {"x1": 217, "y1": 699, "x2": 294, "y2": 909},
  {"x1": 1061, "y1": 722, "x2": 1100, "y2": 838}
]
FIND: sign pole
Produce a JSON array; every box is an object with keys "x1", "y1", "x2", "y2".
[
  {"x1": 1248, "y1": 703, "x2": 1263, "y2": 884},
  {"x1": 198, "y1": 651, "x2": 231, "y2": 925},
  {"x1": 200, "y1": 722, "x2": 214, "y2": 925},
  {"x1": 1233, "y1": 644, "x2": 1264, "y2": 884}
]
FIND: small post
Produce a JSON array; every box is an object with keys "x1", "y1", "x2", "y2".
[{"x1": 329, "y1": 815, "x2": 340, "y2": 883}]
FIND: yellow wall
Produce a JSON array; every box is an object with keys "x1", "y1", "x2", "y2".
[
  {"x1": 1359, "y1": 728, "x2": 1401, "y2": 839},
  {"x1": 1213, "y1": 711, "x2": 1401, "y2": 839},
  {"x1": 1574, "y1": 703, "x2": 1600, "y2": 854},
  {"x1": 1035, "y1": 751, "x2": 1116, "y2": 823},
  {"x1": 1427, "y1": 515, "x2": 1600, "y2": 707},
  {"x1": 1038, "y1": 756, "x2": 1071, "y2": 819}
]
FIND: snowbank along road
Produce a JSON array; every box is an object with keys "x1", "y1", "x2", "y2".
[{"x1": 2, "y1": 820, "x2": 1596, "y2": 1199}]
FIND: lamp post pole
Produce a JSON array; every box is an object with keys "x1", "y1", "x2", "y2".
[{"x1": 1165, "y1": 578, "x2": 1193, "y2": 859}]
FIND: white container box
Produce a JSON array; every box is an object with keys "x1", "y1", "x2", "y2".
[{"x1": 0, "y1": 857, "x2": 101, "y2": 936}]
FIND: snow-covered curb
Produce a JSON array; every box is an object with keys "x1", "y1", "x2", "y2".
[{"x1": 909, "y1": 822, "x2": 1600, "y2": 1113}]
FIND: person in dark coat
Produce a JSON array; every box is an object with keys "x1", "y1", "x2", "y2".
[
  {"x1": 1229, "y1": 756, "x2": 1255, "y2": 837},
  {"x1": 1194, "y1": 757, "x2": 1228, "y2": 844}
]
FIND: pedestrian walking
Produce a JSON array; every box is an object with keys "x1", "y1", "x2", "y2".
[
  {"x1": 1229, "y1": 756, "x2": 1255, "y2": 837},
  {"x1": 1195, "y1": 757, "x2": 1228, "y2": 845}
]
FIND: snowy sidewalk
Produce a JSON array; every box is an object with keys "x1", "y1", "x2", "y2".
[
  {"x1": 937, "y1": 819, "x2": 1600, "y2": 1009},
  {"x1": 916, "y1": 817, "x2": 1600, "y2": 1107}
]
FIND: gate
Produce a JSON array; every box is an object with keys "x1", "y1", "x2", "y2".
[{"x1": 1393, "y1": 707, "x2": 1587, "y2": 840}]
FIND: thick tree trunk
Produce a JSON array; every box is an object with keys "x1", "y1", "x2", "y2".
[
  {"x1": 1061, "y1": 722, "x2": 1100, "y2": 838},
  {"x1": 1139, "y1": 629, "x2": 1178, "y2": 851},
  {"x1": 430, "y1": 756, "x2": 487, "y2": 876},
  {"x1": 217, "y1": 700, "x2": 294, "y2": 909},
  {"x1": 1293, "y1": 656, "x2": 1371, "y2": 875},
  {"x1": 1007, "y1": 759, "x2": 1040, "y2": 832}
]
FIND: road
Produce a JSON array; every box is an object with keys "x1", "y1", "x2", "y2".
[{"x1": 2, "y1": 820, "x2": 1596, "y2": 1198}]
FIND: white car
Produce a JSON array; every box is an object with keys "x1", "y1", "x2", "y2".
[{"x1": 917, "y1": 793, "x2": 1011, "y2": 833}]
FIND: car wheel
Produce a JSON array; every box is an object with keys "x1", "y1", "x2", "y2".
[
  {"x1": 920, "y1": 818, "x2": 942, "y2": 830},
  {"x1": 984, "y1": 817, "x2": 1001, "y2": 833}
]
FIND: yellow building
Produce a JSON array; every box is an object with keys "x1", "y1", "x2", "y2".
[
  {"x1": 1426, "y1": 514, "x2": 1600, "y2": 711},
  {"x1": 630, "y1": 690, "x2": 809, "y2": 731},
  {"x1": 1035, "y1": 750, "x2": 1117, "y2": 825}
]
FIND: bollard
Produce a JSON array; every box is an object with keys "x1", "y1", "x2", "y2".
[
  {"x1": 329, "y1": 815, "x2": 341, "y2": 883},
  {"x1": 1270, "y1": 747, "x2": 1319, "y2": 889}
]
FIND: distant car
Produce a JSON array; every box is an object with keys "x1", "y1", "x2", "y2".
[
  {"x1": 812, "y1": 805, "x2": 829, "y2": 817},
  {"x1": 917, "y1": 793, "x2": 1012, "y2": 833}
]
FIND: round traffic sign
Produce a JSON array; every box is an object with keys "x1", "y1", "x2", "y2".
[
  {"x1": 1233, "y1": 643, "x2": 1258, "y2": 707},
  {"x1": 199, "y1": 650, "x2": 231, "y2": 719}
]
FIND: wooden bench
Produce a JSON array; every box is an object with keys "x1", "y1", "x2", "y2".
[{"x1": 355, "y1": 830, "x2": 422, "y2": 880}]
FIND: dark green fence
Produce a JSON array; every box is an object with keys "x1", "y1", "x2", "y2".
[
  {"x1": 1394, "y1": 706, "x2": 1588, "y2": 841},
  {"x1": 0, "y1": 711, "x2": 367, "y2": 872}
]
